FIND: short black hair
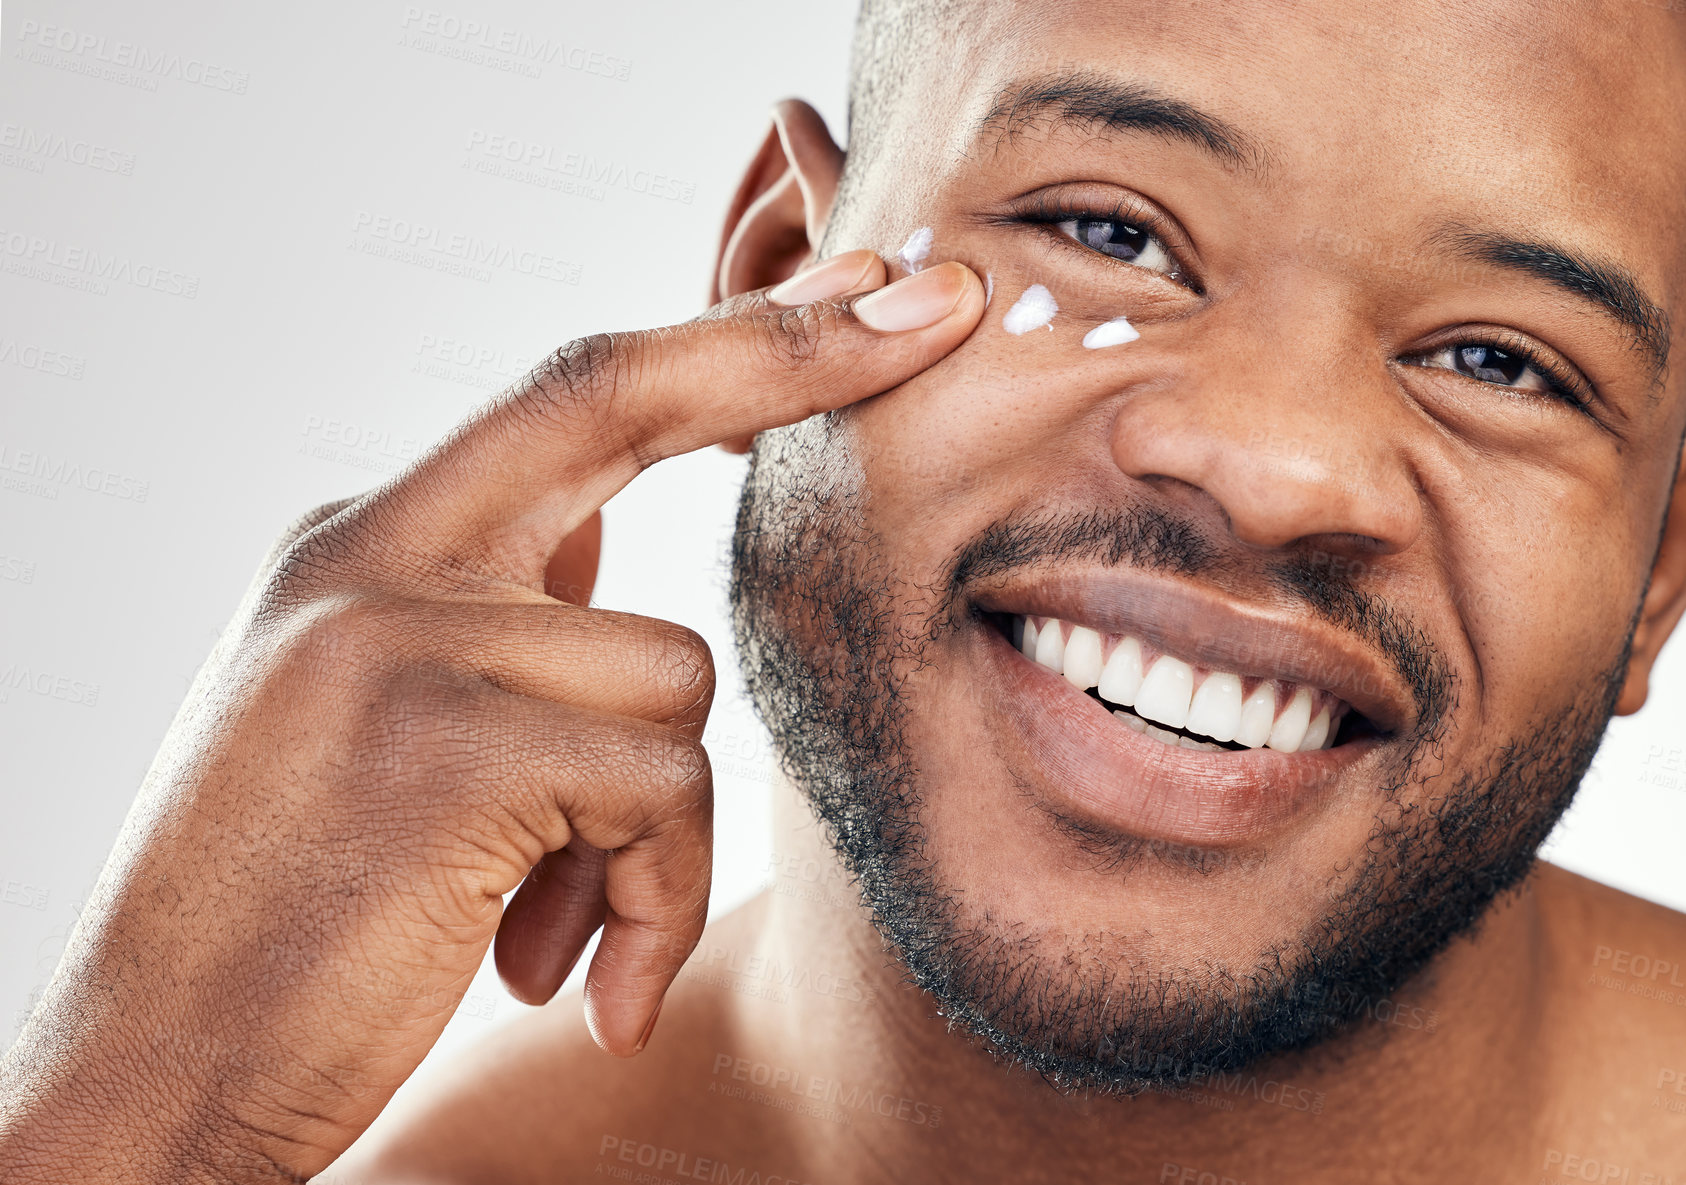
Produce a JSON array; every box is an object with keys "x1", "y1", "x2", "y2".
[{"x1": 828, "y1": 0, "x2": 961, "y2": 245}]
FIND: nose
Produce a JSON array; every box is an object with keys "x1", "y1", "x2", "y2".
[{"x1": 1110, "y1": 302, "x2": 1423, "y2": 555}]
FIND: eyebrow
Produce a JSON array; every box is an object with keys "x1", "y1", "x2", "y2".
[
  {"x1": 1435, "y1": 226, "x2": 1671, "y2": 385},
  {"x1": 975, "y1": 72, "x2": 1266, "y2": 173},
  {"x1": 976, "y1": 73, "x2": 1671, "y2": 388}
]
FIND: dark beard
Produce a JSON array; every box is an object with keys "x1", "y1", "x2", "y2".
[{"x1": 729, "y1": 415, "x2": 1631, "y2": 1094}]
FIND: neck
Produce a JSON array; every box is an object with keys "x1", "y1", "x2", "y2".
[{"x1": 734, "y1": 777, "x2": 1551, "y2": 1183}]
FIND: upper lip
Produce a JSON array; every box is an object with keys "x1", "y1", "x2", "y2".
[{"x1": 972, "y1": 568, "x2": 1419, "y2": 738}]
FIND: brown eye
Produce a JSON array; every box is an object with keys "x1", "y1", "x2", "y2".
[
  {"x1": 1055, "y1": 217, "x2": 1178, "y2": 278},
  {"x1": 1417, "y1": 343, "x2": 1551, "y2": 394},
  {"x1": 1454, "y1": 345, "x2": 1531, "y2": 386}
]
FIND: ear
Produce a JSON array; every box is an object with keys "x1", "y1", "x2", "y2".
[
  {"x1": 710, "y1": 100, "x2": 846, "y2": 455},
  {"x1": 1615, "y1": 453, "x2": 1686, "y2": 714},
  {"x1": 712, "y1": 98, "x2": 846, "y2": 306}
]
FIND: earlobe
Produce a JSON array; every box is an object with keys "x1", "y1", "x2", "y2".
[
  {"x1": 712, "y1": 98, "x2": 846, "y2": 305},
  {"x1": 1614, "y1": 454, "x2": 1686, "y2": 715}
]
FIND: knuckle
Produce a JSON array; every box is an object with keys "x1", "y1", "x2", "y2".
[
  {"x1": 755, "y1": 303, "x2": 834, "y2": 371},
  {"x1": 518, "y1": 332, "x2": 626, "y2": 424},
  {"x1": 649, "y1": 623, "x2": 715, "y2": 716},
  {"x1": 508, "y1": 330, "x2": 668, "y2": 469},
  {"x1": 539, "y1": 332, "x2": 619, "y2": 398},
  {"x1": 264, "y1": 498, "x2": 363, "y2": 592},
  {"x1": 650, "y1": 731, "x2": 713, "y2": 804},
  {"x1": 284, "y1": 595, "x2": 407, "y2": 676},
  {"x1": 626, "y1": 860, "x2": 713, "y2": 940},
  {"x1": 276, "y1": 498, "x2": 359, "y2": 549},
  {"x1": 631, "y1": 820, "x2": 715, "y2": 929}
]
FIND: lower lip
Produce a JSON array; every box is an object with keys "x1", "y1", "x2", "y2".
[{"x1": 971, "y1": 620, "x2": 1381, "y2": 845}]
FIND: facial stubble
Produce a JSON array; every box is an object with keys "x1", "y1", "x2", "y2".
[{"x1": 729, "y1": 415, "x2": 1628, "y2": 1093}]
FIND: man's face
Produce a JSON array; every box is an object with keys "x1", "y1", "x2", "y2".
[{"x1": 732, "y1": 0, "x2": 1686, "y2": 1088}]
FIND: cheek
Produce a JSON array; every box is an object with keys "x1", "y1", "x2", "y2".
[
  {"x1": 1436, "y1": 464, "x2": 1644, "y2": 729},
  {"x1": 843, "y1": 268, "x2": 1182, "y2": 524}
]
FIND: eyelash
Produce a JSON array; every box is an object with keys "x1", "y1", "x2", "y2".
[
  {"x1": 1008, "y1": 194, "x2": 1202, "y2": 293},
  {"x1": 1007, "y1": 195, "x2": 1595, "y2": 415},
  {"x1": 1402, "y1": 332, "x2": 1592, "y2": 412}
]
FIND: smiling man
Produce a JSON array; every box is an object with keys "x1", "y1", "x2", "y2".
[{"x1": 6, "y1": 1, "x2": 1686, "y2": 1183}]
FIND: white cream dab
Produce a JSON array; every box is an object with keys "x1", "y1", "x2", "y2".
[
  {"x1": 1083, "y1": 315, "x2": 1140, "y2": 349},
  {"x1": 984, "y1": 271, "x2": 994, "y2": 307},
  {"x1": 897, "y1": 227, "x2": 933, "y2": 274},
  {"x1": 1002, "y1": 284, "x2": 1058, "y2": 334}
]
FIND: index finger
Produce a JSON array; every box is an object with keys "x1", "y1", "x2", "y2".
[{"x1": 358, "y1": 256, "x2": 985, "y2": 580}]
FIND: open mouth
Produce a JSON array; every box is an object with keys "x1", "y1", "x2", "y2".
[{"x1": 992, "y1": 613, "x2": 1377, "y2": 754}]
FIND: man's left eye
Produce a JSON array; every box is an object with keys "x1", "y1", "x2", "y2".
[
  {"x1": 1417, "y1": 343, "x2": 1552, "y2": 393},
  {"x1": 1055, "y1": 218, "x2": 1178, "y2": 278}
]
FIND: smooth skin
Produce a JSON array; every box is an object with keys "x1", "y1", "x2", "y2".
[{"x1": 7, "y1": 1, "x2": 1686, "y2": 1183}]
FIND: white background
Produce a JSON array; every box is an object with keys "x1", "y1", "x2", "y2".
[{"x1": 3, "y1": 0, "x2": 1683, "y2": 1080}]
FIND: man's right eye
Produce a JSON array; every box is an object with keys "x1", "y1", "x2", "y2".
[{"x1": 1055, "y1": 217, "x2": 1179, "y2": 279}]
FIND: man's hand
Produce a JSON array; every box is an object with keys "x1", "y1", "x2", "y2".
[{"x1": 0, "y1": 253, "x2": 985, "y2": 1184}]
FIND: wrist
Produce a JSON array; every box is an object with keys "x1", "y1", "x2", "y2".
[{"x1": 0, "y1": 1000, "x2": 314, "y2": 1185}]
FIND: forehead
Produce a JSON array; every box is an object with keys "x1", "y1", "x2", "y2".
[
  {"x1": 944, "y1": 0, "x2": 1686, "y2": 171},
  {"x1": 886, "y1": 0, "x2": 1686, "y2": 330}
]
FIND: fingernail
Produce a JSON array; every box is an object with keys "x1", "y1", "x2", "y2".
[
  {"x1": 853, "y1": 263, "x2": 965, "y2": 332},
  {"x1": 767, "y1": 249, "x2": 877, "y2": 306},
  {"x1": 634, "y1": 999, "x2": 664, "y2": 1054}
]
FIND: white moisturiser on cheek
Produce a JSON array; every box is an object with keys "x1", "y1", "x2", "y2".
[
  {"x1": 898, "y1": 227, "x2": 934, "y2": 274},
  {"x1": 1082, "y1": 315, "x2": 1140, "y2": 349},
  {"x1": 1002, "y1": 284, "x2": 1058, "y2": 334}
]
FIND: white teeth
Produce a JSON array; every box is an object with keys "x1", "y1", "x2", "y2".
[
  {"x1": 1033, "y1": 619, "x2": 1065, "y2": 672},
  {"x1": 1267, "y1": 686, "x2": 1313, "y2": 752},
  {"x1": 1097, "y1": 636, "x2": 1144, "y2": 707},
  {"x1": 1134, "y1": 655, "x2": 1195, "y2": 730},
  {"x1": 1185, "y1": 672, "x2": 1242, "y2": 743},
  {"x1": 1122, "y1": 709, "x2": 1228, "y2": 752},
  {"x1": 1300, "y1": 707, "x2": 1332, "y2": 752},
  {"x1": 1142, "y1": 720, "x2": 1181, "y2": 745},
  {"x1": 1235, "y1": 682, "x2": 1277, "y2": 749},
  {"x1": 1017, "y1": 615, "x2": 1349, "y2": 756},
  {"x1": 1062, "y1": 626, "x2": 1104, "y2": 690}
]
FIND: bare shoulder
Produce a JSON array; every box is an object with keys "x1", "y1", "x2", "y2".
[
  {"x1": 1534, "y1": 860, "x2": 1686, "y2": 993},
  {"x1": 323, "y1": 894, "x2": 803, "y2": 1185},
  {"x1": 1528, "y1": 862, "x2": 1686, "y2": 1171}
]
